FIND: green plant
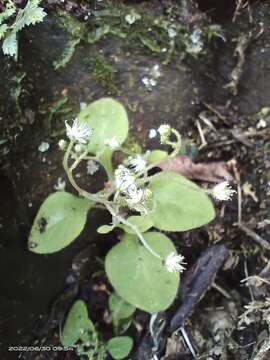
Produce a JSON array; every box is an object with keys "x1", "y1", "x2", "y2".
[
  {"x1": 28, "y1": 98, "x2": 235, "y2": 342},
  {"x1": 0, "y1": 0, "x2": 46, "y2": 59},
  {"x1": 61, "y1": 299, "x2": 133, "y2": 359}
]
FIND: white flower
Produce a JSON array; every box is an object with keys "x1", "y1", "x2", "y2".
[
  {"x1": 65, "y1": 119, "x2": 92, "y2": 144},
  {"x1": 115, "y1": 166, "x2": 135, "y2": 191},
  {"x1": 105, "y1": 137, "x2": 120, "y2": 150},
  {"x1": 212, "y1": 181, "x2": 236, "y2": 201},
  {"x1": 87, "y1": 160, "x2": 99, "y2": 175},
  {"x1": 125, "y1": 186, "x2": 152, "y2": 214},
  {"x1": 129, "y1": 155, "x2": 147, "y2": 173},
  {"x1": 125, "y1": 184, "x2": 144, "y2": 204},
  {"x1": 165, "y1": 252, "x2": 186, "y2": 273}
]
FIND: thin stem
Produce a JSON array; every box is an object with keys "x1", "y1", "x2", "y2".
[
  {"x1": 63, "y1": 141, "x2": 100, "y2": 203},
  {"x1": 106, "y1": 203, "x2": 162, "y2": 260},
  {"x1": 70, "y1": 150, "x2": 88, "y2": 171},
  {"x1": 122, "y1": 217, "x2": 162, "y2": 259}
]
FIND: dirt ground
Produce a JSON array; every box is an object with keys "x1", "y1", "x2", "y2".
[{"x1": 0, "y1": 0, "x2": 270, "y2": 359}]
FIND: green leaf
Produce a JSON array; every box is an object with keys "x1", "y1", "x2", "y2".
[
  {"x1": 0, "y1": 24, "x2": 8, "y2": 40},
  {"x1": 147, "y1": 150, "x2": 168, "y2": 164},
  {"x1": 61, "y1": 300, "x2": 95, "y2": 347},
  {"x1": 23, "y1": 3, "x2": 46, "y2": 26},
  {"x1": 105, "y1": 232, "x2": 179, "y2": 313},
  {"x1": 0, "y1": 1, "x2": 16, "y2": 25},
  {"x1": 117, "y1": 316, "x2": 133, "y2": 335},
  {"x1": 28, "y1": 191, "x2": 92, "y2": 254},
  {"x1": 106, "y1": 336, "x2": 133, "y2": 360},
  {"x1": 97, "y1": 224, "x2": 115, "y2": 234},
  {"x1": 98, "y1": 147, "x2": 114, "y2": 179},
  {"x1": 2, "y1": 32, "x2": 17, "y2": 58},
  {"x1": 149, "y1": 172, "x2": 215, "y2": 231},
  {"x1": 77, "y1": 98, "x2": 129, "y2": 155},
  {"x1": 118, "y1": 215, "x2": 153, "y2": 234},
  {"x1": 14, "y1": 0, "x2": 46, "y2": 32},
  {"x1": 53, "y1": 38, "x2": 80, "y2": 70},
  {"x1": 109, "y1": 292, "x2": 135, "y2": 334}
]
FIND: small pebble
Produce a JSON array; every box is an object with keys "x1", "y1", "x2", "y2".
[{"x1": 38, "y1": 142, "x2": 50, "y2": 152}]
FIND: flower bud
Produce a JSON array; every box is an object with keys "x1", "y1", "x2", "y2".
[
  {"x1": 58, "y1": 139, "x2": 67, "y2": 151},
  {"x1": 74, "y1": 144, "x2": 84, "y2": 153},
  {"x1": 158, "y1": 124, "x2": 171, "y2": 144}
]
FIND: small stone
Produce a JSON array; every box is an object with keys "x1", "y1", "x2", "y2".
[
  {"x1": 38, "y1": 142, "x2": 50, "y2": 152},
  {"x1": 149, "y1": 129, "x2": 157, "y2": 139}
]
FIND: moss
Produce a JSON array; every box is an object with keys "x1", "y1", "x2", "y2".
[
  {"x1": 89, "y1": 54, "x2": 120, "y2": 95},
  {"x1": 53, "y1": 1, "x2": 206, "y2": 70}
]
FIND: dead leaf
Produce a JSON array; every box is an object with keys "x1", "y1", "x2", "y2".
[{"x1": 158, "y1": 155, "x2": 234, "y2": 183}]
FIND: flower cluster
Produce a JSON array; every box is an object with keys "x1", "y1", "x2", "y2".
[
  {"x1": 114, "y1": 165, "x2": 151, "y2": 214},
  {"x1": 129, "y1": 155, "x2": 147, "y2": 173},
  {"x1": 65, "y1": 119, "x2": 92, "y2": 144}
]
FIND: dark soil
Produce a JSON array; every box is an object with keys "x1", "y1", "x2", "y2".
[{"x1": 0, "y1": 0, "x2": 270, "y2": 359}]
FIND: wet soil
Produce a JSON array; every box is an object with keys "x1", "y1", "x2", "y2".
[{"x1": 0, "y1": 0, "x2": 270, "y2": 359}]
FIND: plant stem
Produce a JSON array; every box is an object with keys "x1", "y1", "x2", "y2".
[
  {"x1": 105, "y1": 203, "x2": 162, "y2": 260},
  {"x1": 63, "y1": 141, "x2": 100, "y2": 202}
]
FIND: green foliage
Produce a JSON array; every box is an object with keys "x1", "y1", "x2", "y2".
[
  {"x1": 149, "y1": 171, "x2": 215, "y2": 231},
  {"x1": 97, "y1": 224, "x2": 115, "y2": 234},
  {"x1": 61, "y1": 300, "x2": 95, "y2": 347},
  {"x1": 106, "y1": 336, "x2": 133, "y2": 360},
  {"x1": 53, "y1": 2, "x2": 210, "y2": 70},
  {"x1": 147, "y1": 149, "x2": 168, "y2": 164},
  {"x1": 10, "y1": 72, "x2": 26, "y2": 115},
  {"x1": 78, "y1": 98, "x2": 128, "y2": 155},
  {"x1": 53, "y1": 38, "x2": 81, "y2": 70},
  {"x1": 105, "y1": 232, "x2": 180, "y2": 313},
  {"x1": 89, "y1": 54, "x2": 119, "y2": 95},
  {"x1": 78, "y1": 98, "x2": 128, "y2": 178},
  {"x1": 61, "y1": 300, "x2": 133, "y2": 359},
  {"x1": 47, "y1": 95, "x2": 72, "y2": 131},
  {"x1": 109, "y1": 292, "x2": 136, "y2": 335},
  {"x1": 30, "y1": 98, "x2": 220, "y2": 344},
  {"x1": 118, "y1": 215, "x2": 153, "y2": 234},
  {"x1": 28, "y1": 192, "x2": 92, "y2": 254},
  {"x1": 0, "y1": 0, "x2": 46, "y2": 59}
]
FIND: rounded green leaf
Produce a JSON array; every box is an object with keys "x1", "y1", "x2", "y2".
[
  {"x1": 28, "y1": 192, "x2": 92, "y2": 254},
  {"x1": 118, "y1": 215, "x2": 153, "y2": 234},
  {"x1": 147, "y1": 150, "x2": 168, "y2": 164},
  {"x1": 97, "y1": 224, "x2": 115, "y2": 234},
  {"x1": 109, "y1": 292, "x2": 136, "y2": 321},
  {"x1": 106, "y1": 336, "x2": 133, "y2": 360},
  {"x1": 149, "y1": 172, "x2": 215, "y2": 231},
  {"x1": 105, "y1": 232, "x2": 179, "y2": 313},
  {"x1": 78, "y1": 98, "x2": 129, "y2": 154},
  {"x1": 61, "y1": 300, "x2": 95, "y2": 347}
]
